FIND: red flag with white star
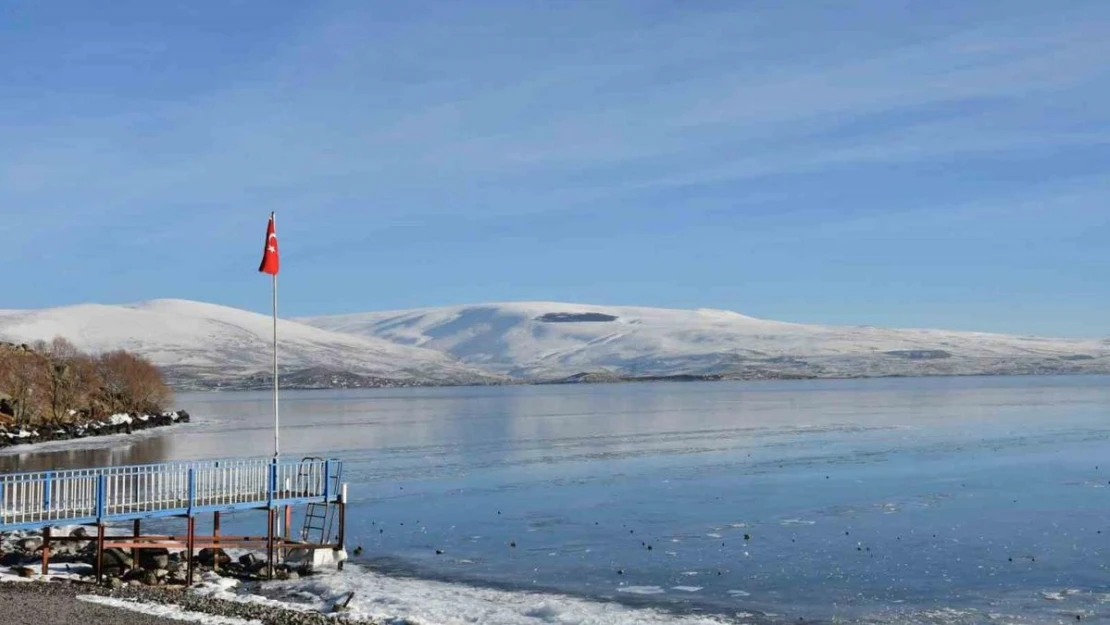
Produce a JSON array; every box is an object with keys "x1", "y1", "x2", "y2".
[{"x1": 259, "y1": 213, "x2": 279, "y2": 275}]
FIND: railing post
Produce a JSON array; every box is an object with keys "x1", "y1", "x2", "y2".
[
  {"x1": 268, "y1": 458, "x2": 277, "y2": 507},
  {"x1": 95, "y1": 475, "x2": 107, "y2": 521},
  {"x1": 43, "y1": 471, "x2": 53, "y2": 513},
  {"x1": 323, "y1": 460, "x2": 331, "y2": 501},
  {"x1": 0, "y1": 481, "x2": 5, "y2": 524},
  {"x1": 187, "y1": 468, "x2": 196, "y2": 515}
]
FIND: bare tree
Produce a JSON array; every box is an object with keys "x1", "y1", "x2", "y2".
[
  {"x1": 96, "y1": 350, "x2": 172, "y2": 415},
  {"x1": 43, "y1": 337, "x2": 88, "y2": 422},
  {"x1": 0, "y1": 345, "x2": 49, "y2": 425},
  {"x1": 1, "y1": 340, "x2": 172, "y2": 426}
]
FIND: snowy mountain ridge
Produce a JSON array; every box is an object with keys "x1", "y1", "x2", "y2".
[
  {"x1": 299, "y1": 301, "x2": 1110, "y2": 381},
  {"x1": 1, "y1": 298, "x2": 1106, "y2": 388},
  {"x1": 0, "y1": 299, "x2": 498, "y2": 389}
]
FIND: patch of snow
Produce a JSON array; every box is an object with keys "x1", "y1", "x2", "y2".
[
  {"x1": 616, "y1": 585, "x2": 666, "y2": 595},
  {"x1": 0, "y1": 562, "x2": 90, "y2": 583},
  {"x1": 107, "y1": 413, "x2": 133, "y2": 426},
  {"x1": 192, "y1": 571, "x2": 243, "y2": 596},
  {"x1": 257, "y1": 564, "x2": 730, "y2": 624}
]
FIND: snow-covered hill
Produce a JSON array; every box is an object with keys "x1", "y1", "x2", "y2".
[
  {"x1": 3, "y1": 299, "x2": 1105, "y2": 388},
  {"x1": 0, "y1": 299, "x2": 498, "y2": 389},
  {"x1": 300, "y1": 302, "x2": 1110, "y2": 380}
]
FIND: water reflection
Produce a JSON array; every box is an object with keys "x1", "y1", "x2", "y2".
[
  {"x1": 3, "y1": 375, "x2": 1108, "y2": 475},
  {"x1": 0, "y1": 434, "x2": 172, "y2": 473}
]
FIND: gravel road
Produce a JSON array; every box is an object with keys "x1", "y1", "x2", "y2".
[
  {"x1": 1, "y1": 583, "x2": 185, "y2": 625},
  {"x1": 0, "y1": 581, "x2": 372, "y2": 625}
]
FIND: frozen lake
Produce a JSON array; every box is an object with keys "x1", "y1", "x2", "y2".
[{"x1": 4, "y1": 376, "x2": 1110, "y2": 624}]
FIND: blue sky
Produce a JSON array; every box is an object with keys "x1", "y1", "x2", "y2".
[{"x1": 1, "y1": 1, "x2": 1108, "y2": 337}]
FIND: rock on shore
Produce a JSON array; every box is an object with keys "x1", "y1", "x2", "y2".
[
  {"x1": 1, "y1": 579, "x2": 379, "y2": 625},
  {"x1": 0, "y1": 411, "x2": 190, "y2": 450}
]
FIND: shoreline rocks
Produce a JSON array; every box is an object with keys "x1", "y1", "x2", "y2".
[
  {"x1": 2, "y1": 527, "x2": 317, "y2": 588},
  {"x1": 1, "y1": 579, "x2": 378, "y2": 625},
  {"x1": 0, "y1": 411, "x2": 190, "y2": 450}
]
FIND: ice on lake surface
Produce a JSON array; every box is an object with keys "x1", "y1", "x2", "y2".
[{"x1": 5, "y1": 375, "x2": 1110, "y2": 624}]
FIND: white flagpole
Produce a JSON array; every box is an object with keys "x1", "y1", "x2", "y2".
[{"x1": 272, "y1": 213, "x2": 279, "y2": 460}]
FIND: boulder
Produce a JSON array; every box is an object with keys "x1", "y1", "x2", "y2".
[
  {"x1": 197, "y1": 548, "x2": 231, "y2": 567},
  {"x1": 139, "y1": 548, "x2": 170, "y2": 570},
  {"x1": 142, "y1": 570, "x2": 160, "y2": 586},
  {"x1": 51, "y1": 542, "x2": 78, "y2": 557},
  {"x1": 238, "y1": 552, "x2": 260, "y2": 568},
  {"x1": 78, "y1": 541, "x2": 98, "y2": 564},
  {"x1": 18, "y1": 537, "x2": 43, "y2": 553},
  {"x1": 1, "y1": 551, "x2": 24, "y2": 566},
  {"x1": 69, "y1": 527, "x2": 90, "y2": 539},
  {"x1": 102, "y1": 548, "x2": 133, "y2": 570},
  {"x1": 123, "y1": 568, "x2": 145, "y2": 582}
]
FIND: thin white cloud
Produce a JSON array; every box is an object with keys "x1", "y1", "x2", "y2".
[{"x1": 1, "y1": 0, "x2": 1108, "y2": 249}]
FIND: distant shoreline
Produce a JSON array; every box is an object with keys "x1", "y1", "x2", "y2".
[{"x1": 172, "y1": 369, "x2": 1110, "y2": 392}]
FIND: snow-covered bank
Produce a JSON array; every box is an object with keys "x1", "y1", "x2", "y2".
[
  {"x1": 248, "y1": 563, "x2": 737, "y2": 625},
  {"x1": 2, "y1": 528, "x2": 738, "y2": 625},
  {"x1": 0, "y1": 411, "x2": 189, "y2": 452}
]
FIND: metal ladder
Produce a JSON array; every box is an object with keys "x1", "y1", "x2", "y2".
[{"x1": 297, "y1": 456, "x2": 342, "y2": 544}]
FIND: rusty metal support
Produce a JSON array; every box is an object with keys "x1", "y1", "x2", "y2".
[
  {"x1": 212, "y1": 511, "x2": 221, "y2": 573},
  {"x1": 95, "y1": 524, "x2": 105, "y2": 584},
  {"x1": 41, "y1": 526, "x2": 51, "y2": 576},
  {"x1": 132, "y1": 519, "x2": 140, "y2": 571},
  {"x1": 266, "y1": 508, "x2": 276, "y2": 580},
  {"x1": 283, "y1": 504, "x2": 292, "y2": 558},
  {"x1": 103, "y1": 539, "x2": 334, "y2": 550},
  {"x1": 185, "y1": 515, "x2": 196, "y2": 586}
]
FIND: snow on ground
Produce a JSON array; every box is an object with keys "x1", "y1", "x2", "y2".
[
  {"x1": 251, "y1": 564, "x2": 733, "y2": 625},
  {"x1": 301, "y1": 301, "x2": 1110, "y2": 379},
  {"x1": 77, "y1": 595, "x2": 262, "y2": 625},
  {"x1": 0, "y1": 562, "x2": 91, "y2": 583},
  {"x1": 0, "y1": 423, "x2": 172, "y2": 456},
  {"x1": 107, "y1": 413, "x2": 133, "y2": 426}
]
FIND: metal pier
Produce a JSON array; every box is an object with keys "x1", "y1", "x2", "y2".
[{"x1": 0, "y1": 457, "x2": 347, "y2": 583}]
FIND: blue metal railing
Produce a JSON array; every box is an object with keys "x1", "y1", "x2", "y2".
[{"x1": 0, "y1": 457, "x2": 341, "y2": 531}]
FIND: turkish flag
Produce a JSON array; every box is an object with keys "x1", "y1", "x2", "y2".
[{"x1": 258, "y1": 213, "x2": 280, "y2": 275}]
